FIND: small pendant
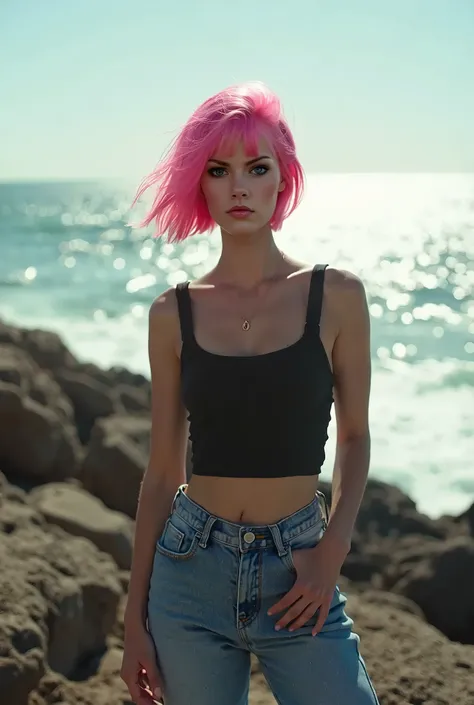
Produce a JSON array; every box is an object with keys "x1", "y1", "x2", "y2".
[{"x1": 242, "y1": 320, "x2": 251, "y2": 331}]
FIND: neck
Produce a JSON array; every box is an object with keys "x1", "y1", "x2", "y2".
[{"x1": 214, "y1": 226, "x2": 287, "y2": 290}]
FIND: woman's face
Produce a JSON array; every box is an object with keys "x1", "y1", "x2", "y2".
[{"x1": 200, "y1": 137, "x2": 285, "y2": 235}]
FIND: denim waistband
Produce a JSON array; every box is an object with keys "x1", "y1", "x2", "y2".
[{"x1": 170, "y1": 484, "x2": 328, "y2": 554}]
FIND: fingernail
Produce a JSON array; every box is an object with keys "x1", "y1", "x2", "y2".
[{"x1": 275, "y1": 625, "x2": 281, "y2": 631}]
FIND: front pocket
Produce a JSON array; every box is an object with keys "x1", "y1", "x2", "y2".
[
  {"x1": 156, "y1": 517, "x2": 200, "y2": 561},
  {"x1": 282, "y1": 518, "x2": 326, "y2": 573}
]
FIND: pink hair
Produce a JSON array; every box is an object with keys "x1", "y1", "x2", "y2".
[{"x1": 130, "y1": 81, "x2": 305, "y2": 242}]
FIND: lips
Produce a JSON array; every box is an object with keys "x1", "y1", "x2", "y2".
[{"x1": 227, "y1": 206, "x2": 253, "y2": 213}]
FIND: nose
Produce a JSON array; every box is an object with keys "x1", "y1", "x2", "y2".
[{"x1": 231, "y1": 183, "x2": 249, "y2": 199}]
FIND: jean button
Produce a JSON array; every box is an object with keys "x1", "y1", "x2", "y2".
[{"x1": 243, "y1": 531, "x2": 255, "y2": 544}]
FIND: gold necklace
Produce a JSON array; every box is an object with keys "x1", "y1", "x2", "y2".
[
  {"x1": 239, "y1": 282, "x2": 269, "y2": 332},
  {"x1": 229, "y1": 254, "x2": 288, "y2": 332}
]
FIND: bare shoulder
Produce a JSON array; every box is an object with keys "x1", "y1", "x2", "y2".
[
  {"x1": 325, "y1": 266, "x2": 367, "y2": 303},
  {"x1": 324, "y1": 267, "x2": 369, "y2": 333},
  {"x1": 148, "y1": 285, "x2": 181, "y2": 353},
  {"x1": 149, "y1": 284, "x2": 179, "y2": 318}
]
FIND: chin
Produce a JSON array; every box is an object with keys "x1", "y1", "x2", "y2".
[{"x1": 219, "y1": 215, "x2": 269, "y2": 238}]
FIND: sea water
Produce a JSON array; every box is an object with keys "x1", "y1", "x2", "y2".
[{"x1": 0, "y1": 173, "x2": 472, "y2": 519}]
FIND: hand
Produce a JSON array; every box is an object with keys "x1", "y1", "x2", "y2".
[
  {"x1": 120, "y1": 624, "x2": 164, "y2": 704},
  {"x1": 267, "y1": 534, "x2": 348, "y2": 636}
]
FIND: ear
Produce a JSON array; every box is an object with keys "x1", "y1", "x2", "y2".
[{"x1": 278, "y1": 179, "x2": 286, "y2": 193}]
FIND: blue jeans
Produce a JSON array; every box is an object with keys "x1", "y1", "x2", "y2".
[{"x1": 147, "y1": 485, "x2": 379, "y2": 705}]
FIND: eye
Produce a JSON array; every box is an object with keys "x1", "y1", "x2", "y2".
[
  {"x1": 251, "y1": 164, "x2": 269, "y2": 175},
  {"x1": 208, "y1": 167, "x2": 227, "y2": 177}
]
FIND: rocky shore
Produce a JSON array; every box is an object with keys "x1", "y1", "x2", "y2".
[{"x1": 1, "y1": 317, "x2": 473, "y2": 705}]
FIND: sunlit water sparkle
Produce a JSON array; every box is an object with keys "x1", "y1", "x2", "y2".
[{"x1": 1, "y1": 173, "x2": 473, "y2": 518}]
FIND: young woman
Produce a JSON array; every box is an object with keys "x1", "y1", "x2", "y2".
[{"x1": 121, "y1": 81, "x2": 379, "y2": 705}]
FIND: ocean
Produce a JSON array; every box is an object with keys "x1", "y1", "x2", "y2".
[{"x1": 0, "y1": 174, "x2": 473, "y2": 519}]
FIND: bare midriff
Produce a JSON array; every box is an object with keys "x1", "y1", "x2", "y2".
[{"x1": 184, "y1": 475, "x2": 320, "y2": 525}]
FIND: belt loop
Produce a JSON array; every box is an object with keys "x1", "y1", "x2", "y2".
[
  {"x1": 198, "y1": 515, "x2": 217, "y2": 549},
  {"x1": 170, "y1": 486, "x2": 181, "y2": 514},
  {"x1": 269, "y1": 524, "x2": 288, "y2": 557},
  {"x1": 316, "y1": 490, "x2": 329, "y2": 525}
]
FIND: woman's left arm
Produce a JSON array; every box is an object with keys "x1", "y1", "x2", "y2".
[
  {"x1": 322, "y1": 269, "x2": 372, "y2": 557},
  {"x1": 267, "y1": 270, "x2": 372, "y2": 634}
]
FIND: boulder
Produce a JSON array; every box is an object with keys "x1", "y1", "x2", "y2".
[
  {"x1": 80, "y1": 416, "x2": 148, "y2": 517},
  {"x1": 343, "y1": 591, "x2": 474, "y2": 705},
  {"x1": 116, "y1": 384, "x2": 149, "y2": 413},
  {"x1": 453, "y1": 500, "x2": 474, "y2": 537},
  {"x1": 0, "y1": 496, "x2": 46, "y2": 534},
  {"x1": 0, "y1": 383, "x2": 81, "y2": 482},
  {"x1": 386, "y1": 535, "x2": 474, "y2": 644},
  {"x1": 0, "y1": 319, "x2": 23, "y2": 346},
  {"x1": 54, "y1": 369, "x2": 118, "y2": 443},
  {"x1": 0, "y1": 522, "x2": 122, "y2": 687},
  {"x1": 29, "y1": 662, "x2": 133, "y2": 705},
  {"x1": 326, "y1": 478, "x2": 448, "y2": 541},
  {"x1": 0, "y1": 614, "x2": 46, "y2": 705},
  {"x1": 0, "y1": 345, "x2": 74, "y2": 422},
  {"x1": 30, "y1": 483, "x2": 134, "y2": 569},
  {"x1": 20, "y1": 327, "x2": 78, "y2": 371}
]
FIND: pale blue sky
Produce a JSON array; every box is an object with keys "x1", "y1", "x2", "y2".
[{"x1": 1, "y1": 0, "x2": 473, "y2": 181}]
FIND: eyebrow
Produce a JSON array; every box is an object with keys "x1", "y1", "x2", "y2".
[{"x1": 207, "y1": 155, "x2": 271, "y2": 166}]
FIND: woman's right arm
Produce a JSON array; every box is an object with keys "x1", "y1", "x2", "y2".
[{"x1": 124, "y1": 286, "x2": 188, "y2": 629}]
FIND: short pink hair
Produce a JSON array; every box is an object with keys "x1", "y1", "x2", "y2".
[{"x1": 130, "y1": 81, "x2": 305, "y2": 243}]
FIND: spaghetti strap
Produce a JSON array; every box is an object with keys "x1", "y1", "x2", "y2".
[
  {"x1": 175, "y1": 281, "x2": 194, "y2": 345},
  {"x1": 305, "y1": 264, "x2": 328, "y2": 332}
]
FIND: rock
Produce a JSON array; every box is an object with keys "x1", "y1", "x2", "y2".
[
  {"x1": 0, "y1": 535, "x2": 50, "y2": 705},
  {"x1": 108, "y1": 364, "x2": 150, "y2": 394},
  {"x1": 388, "y1": 535, "x2": 474, "y2": 644},
  {"x1": 341, "y1": 550, "x2": 387, "y2": 584},
  {"x1": 0, "y1": 383, "x2": 81, "y2": 482},
  {"x1": 354, "y1": 589, "x2": 425, "y2": 620},
  {"x1": 55, "y1": 369, "x2": 118, "y2": 443},
  {"x1": 30, "y1": 665, "x2": 133, "y2": 705},
  {"x1": 30, "y1": 483, "x2": 134, "y2": 570},
  {"x1": 343, "y1": 591, "x2": 474, "y2": 705},
  {"x1": 0, "y1": 497, "x2": 46, "y2": 534},
  {"x1": 95, "y1": 414, "x2": 151, "y2": 451},
  {"x1": 75, "y1": 362, "x2": 118, "y2": 388},
  {"x1": 29, "y1": 372, "x2": 74, "y2": 423},
  {"x1": 97, "y1": 646, "x2": 125, "y2": 677},
  {"x1": 118, "y1": 571, "x2": 130, "y2": 593},
  {"x1": 0, "y1": 521, "x2": 122, "y2": 682},
  {"x1": 0, "y1": 614, "x2": 46, "y2": 705},
  {"x1": 321, "y1": 478, "x2": 447, "y2": 541},
  {"x1": 0, "y1": 345, "x2": 73, "y2": 423},
  {"x1": 53, "y1": 365, "x2": 150, "y2": 439},
  {"x1": 116, "y1": 384, "x2": 149, "y2": 413},
  {"x1": 356, "y1": 479, "x2": 446, "y2": 540},
  {"x1": 20, "y1": 327, "x2": 78, "y2": 371},
  {"x1": 453, "y1": 501, "x2": 474, "y2": 537},
  {"x1": 0, "y1": 344, "x2": 35, "y2": 389},
  {"x1": 80, "y1": 416, "x2": 148, "y2": 517},
  {"x1": 0, "y1": 471, "x2": 30, "y2": 507},
  {"x1": 0, "y1": 319, "x2": 23, "y2": 345}
]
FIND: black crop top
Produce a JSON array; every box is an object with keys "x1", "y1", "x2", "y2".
[{"x1": 175, "y1": 264, "x2": 334, "y2": 478}]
